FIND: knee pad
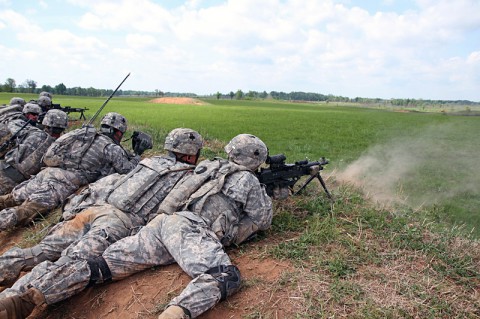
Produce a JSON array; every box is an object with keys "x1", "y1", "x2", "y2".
[
  {"x1": 86, "y1": 256, "x2": 112, "y2": 286},
  {"x1": 205, "y1": 264, "x2": 241, "y2": 301}
]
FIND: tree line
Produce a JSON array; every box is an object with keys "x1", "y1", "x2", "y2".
[{"x1": 2, "y1": 77, "x2": 478, "y2": 106}]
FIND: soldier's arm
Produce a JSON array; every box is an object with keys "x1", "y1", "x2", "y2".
[
  {"x1": 104, "y1": 144, "x2": 140, "y2": 174},
  {"x1": 228, "y1": 172, "x2": 273, "y2": 244}
]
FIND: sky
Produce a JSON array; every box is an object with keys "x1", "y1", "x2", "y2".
[{"x1": 1, "y1": 0, "x2": 479, "y2": 101}]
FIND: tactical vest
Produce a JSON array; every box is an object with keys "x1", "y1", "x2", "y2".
[
  {"x1": 158, "y1": 158, "x2": 248, "y2": 215},
  {"x1": 43, "y1": 126, "x2": 113, "y2": 182},
  {"x1": 107, "y1": 156, "x2": 194, "y2": 223}
]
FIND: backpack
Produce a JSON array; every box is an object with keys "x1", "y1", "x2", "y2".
[{"x1": 43, "y1": 126, "x2": 97, "y2": 168}]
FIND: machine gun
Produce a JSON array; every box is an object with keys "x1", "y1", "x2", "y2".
[
  {"x1": 51, "y1": 104, "x2": 89, "y2": 120},
  {"x1": 256, "y1": 154, "x2": 332, "y2": 200}
]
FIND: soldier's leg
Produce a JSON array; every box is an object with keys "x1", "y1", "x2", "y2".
[
  {"x1": 61, "y1": 205, "x2": 132, "y2": 260},
  {"x1": 0, "y1": 201, "x2": 50, "y2": 231},
  {"x1": 0, "y1": 246, "x2": 48, "y2": 287},
  {"x1": 0, "y1": 194, "x2": 18, "y2": 211},
  {"x1": 0, "y1": 205, "x2": 129, "y2": 286},
  {"x1": 0, "y1": 173, "x2": 16, "y2": 196},
  {"x1": 102, "y1": 213, "x2": 174, "y2": 281},
  {"x1": 12, "y1": 168, "x2": 84, "y2": 211},
  {"x1": 158, "y1": 214, "x2": 238, "y2": 319},
  {"x1": 0, "y1": 257, "x2": 92, "y2": 318}
]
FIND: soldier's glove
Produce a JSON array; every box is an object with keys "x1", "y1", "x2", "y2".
[{"x1": 131, "y1": 131, "x2": 153, "y2": 155}]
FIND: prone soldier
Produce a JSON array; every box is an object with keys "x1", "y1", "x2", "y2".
[
  {"x1": 0, "y1": 128, "x2": 202, "y2": 288},
  {"x1": 0, "y1": 134, "x2": 273, "y2": 319},
  {"x1": 0, "y1": 108, "x2": 68, "y2": 195},
  {"x1": 0, "y1": 112, "x2": 142, "y2": 232},
  {"x1": 0, "y1": 98, "x2": 27, "y2": 128}
]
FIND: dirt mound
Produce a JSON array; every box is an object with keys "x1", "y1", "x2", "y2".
[{"x1": 149, "y1": 97, "x2": 208, "y2": 105}]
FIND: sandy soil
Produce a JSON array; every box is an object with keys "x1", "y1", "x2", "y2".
[{"x1": 148, "y1": 97, "x2": 208, "y2": 105}]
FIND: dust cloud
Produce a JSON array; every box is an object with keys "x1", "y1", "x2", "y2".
[{"x1": 336, "y1": 123, "x2": 480, "y2": 210}]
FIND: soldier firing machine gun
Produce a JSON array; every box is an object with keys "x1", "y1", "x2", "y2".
[
  {"x1": 32, "y1": 102, "x2": 89, "y2": 124},
  {"x1": 256, "y1": 154, "x2": 332, "y2": 200},
  {"x1": 51, "y1": 104, "x2": 89, "y2": 121}
]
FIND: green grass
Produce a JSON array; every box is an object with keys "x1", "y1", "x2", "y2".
[{"x1": 1, "y1": 93, "x2": 478, "y2": 236}]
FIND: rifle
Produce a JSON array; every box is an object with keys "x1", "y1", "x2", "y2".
[
  {"x1": 51, "y1": 104, "x2": 89, "y2": 121},
  {"x1": 256, "y1": 154, "x2": 332, "y2": 200},
  {"x1": 0, "y1": 119, "x2": 32, "y2": 155}
]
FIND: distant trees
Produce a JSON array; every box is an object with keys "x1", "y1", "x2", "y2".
[
  {"x1": 2, "y1": 78, "x2": 16, "y2": 92},
  {"x1": 25, "y1": 79, "x2": 37, "y2": 93},
  {"x1": 1, "y1": 77, "x2": 478, "y2": 107},
  {"x1": 55, "y1": 83, "x2": 67, "y2": 95}
]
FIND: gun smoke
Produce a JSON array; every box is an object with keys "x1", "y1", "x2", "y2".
[{"x1": 337, "y1": 123, "x2": 480, "y2": 210}]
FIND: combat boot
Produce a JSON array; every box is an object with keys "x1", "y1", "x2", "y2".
[
  {"x1": 0, "y1": 288, "x2": 45, "y2": 319},
  {"x1": 158, "y1": 305, "x2": 190, "y2": 319},
  {"x1": 0, "y1": 194, "x2": 17, "y2": 211},
  {"x1": 14, "y1": 201, "x2": 50, "y2": 227}
]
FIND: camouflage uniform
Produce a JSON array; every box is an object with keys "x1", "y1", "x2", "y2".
[
  {"x1": 0, "y1": 119, "x2": 55, "y2": 195},
  {"x1": 0, "y1": 155, "x2": 194, "y2": 286},
  {"x1": 0, "y1": 158, "x2": 273, "y2": 318},
  {"x1": 0, "y1": 125, "x2": 140, "y2": 231},
  {"x1": 0, "y1": 106, "x2": 24, "y2": 126}
]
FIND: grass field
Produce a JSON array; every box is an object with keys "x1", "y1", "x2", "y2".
[
  {"x1": 1, "y1": 93, "x2": 479, "y2": 236},
  {"x1": 1, "y1": 93, "x2": 479, "y2": 318}
]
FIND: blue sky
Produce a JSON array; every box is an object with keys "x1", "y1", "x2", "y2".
[{"x1": 1, "y1": 0, "x2": 479, "y2": 101}]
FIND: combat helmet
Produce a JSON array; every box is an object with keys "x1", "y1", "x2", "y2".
[
  {"x1": 39, "y1": 91, "x2": 53, "y2": 100},
  {"x1": 37, "y1": 96, "x2": 52, "y2": 109},
  {"x1": 224, "y1": 134, "x2": 268, "y2": 171},
  {"x1": 23, "y1": 103, "x2": 42, "y2": 115},
  {"x1": 10, "y1": 97, "x2": 26, "y2": 107},
  {"x1": 42, "y1": 109, "x2": 68, "y2": 129},
  {"x1": 164, "y1": 128, "x2": 203, "y2": 156},
  {"x1": 100, "y1": 112, "x2": 127, "y2": 133}
]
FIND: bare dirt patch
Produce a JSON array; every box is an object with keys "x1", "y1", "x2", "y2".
[{"x1": 149, "y1": 97, "x2": 208, "y2": 105}]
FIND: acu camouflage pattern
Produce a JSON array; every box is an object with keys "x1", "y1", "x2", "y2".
[
  {"x1": 0, "y1": 126, "x2": 139, "y2": 230},
  {"x1": 106, "y1": 155, "x2": 194, "y2": 226},
  {"x1": 0, "y1": 156, "x2": 194, "y2": 290},
  {"x1": 0, "y1": 105, "x2": 24, "y2": 125},
  {"x1": 0, "y1": 203, "x2": 131, "y2": 287},
  {"x1": 0, "y1": 119, "x2": 55, "y2": 195},
  {"x1": 0, "y1": 158, "x2": 273, "y2": 319},
  {"x1": 43, "y1": 126, "x2": 139, "y2": 183},
  {"x1": 224, "y1": 134, "x2": 268, "y2": 171}
]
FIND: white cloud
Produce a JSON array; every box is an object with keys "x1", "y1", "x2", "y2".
[
  {"x1": 125, "y1": 33, "x2": 157, "y2": 50},
  {"x1": 1, "y1": 0, "x2": 479, "y2": 100}
]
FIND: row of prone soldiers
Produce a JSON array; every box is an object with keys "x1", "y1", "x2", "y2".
[{"x1": 0, "y1": 93, "x2": 273, "y2": 319}]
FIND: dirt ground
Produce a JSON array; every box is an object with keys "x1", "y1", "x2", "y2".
[
  {"x1": 0, "y1": 225, "x2": 298, "y2": 319},
  {"x1": 148, "y1": 97, "x2": 208, "y2": 105}
]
